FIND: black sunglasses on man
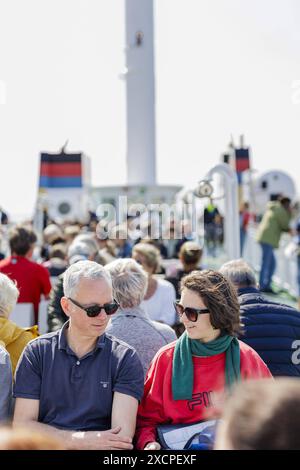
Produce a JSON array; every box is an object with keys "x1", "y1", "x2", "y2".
[{"x1": 68, "y1": 297, "x2": 119, "y2": 318}]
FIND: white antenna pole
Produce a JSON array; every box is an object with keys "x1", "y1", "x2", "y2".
[{"x1": 124, "y1": 0, "x2": 156, "y2": 185}]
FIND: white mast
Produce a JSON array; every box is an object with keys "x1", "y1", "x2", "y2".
[{"x1": 124, "y1": 0, "x2": 156, "y2": 185}]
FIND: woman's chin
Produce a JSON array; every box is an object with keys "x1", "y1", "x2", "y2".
[{"x1": 185, "y1": 326, "x2": 200, "y2": 338}]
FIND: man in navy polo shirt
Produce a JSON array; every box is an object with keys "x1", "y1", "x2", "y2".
[{"x1": 13, "y1": 260, "x2": 144, "y2": 450}]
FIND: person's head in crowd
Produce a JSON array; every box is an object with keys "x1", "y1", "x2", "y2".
[
  {"x1": 71, "y1": 234, "x2": 99, "y2": 261},
  {"x1": 43, "y1": 224, "x2": 64, "y2": 245},
  {"x1": 0, "y1": 273, "x2": 19, "y2": 319},
  {"x1": 219, "y1": 259, "x2": 257, "y2": 289},
  {"x1": 279, "y1": 196, "x2": 292, "y2": 212},
  {"x1": 132, "y1": 242, "x2": 161, "y2": 276},
  {"x1": 179, "y1": 241, "x2": 202, "y2": 271},
  {"x1": 215, "y1": 378, "x2": 300, "y2": 450},
  {"x1": 0, "y1": 272, "x2": 38, "y2": 375},
  {"x1": 240, "y1": 201, "x2": 249, "y2": 212},
  {"x1": 48, "y1": 243, "x2": 67, "y2": 262},
  {"x1": 60, "y1": 261, "x2": 116, "y2": 339},
  {"x1": 178, "y1": 270, "x2": 241, "y2": 342},
  {"x1": 9, "y1": 225, "x2": 37, "y2": 258},
  {"x1": 141, "y1": 239, "x2": 167, "y2": 261},
  {"x1": 110, "y1": 225, "x2": 130, "y2": 248},
  {"x1": 67, "y1": 241, "x2": 91, "y2": 265},
  {"x1": 63, "y1": 225, "x2": 81, "y2": 246},
  {"x1": 96, "y1": 221, "x2": 109, "y2": 245},
  {"x1": 96, "y1": 223, "x2": 117, "y2": 258},
  {"x1": 0, "y1": 427, "x2": 64, "y2": 450},
  {"x1": 105, "y1": 258, "x2": 147, "y2": 310}
]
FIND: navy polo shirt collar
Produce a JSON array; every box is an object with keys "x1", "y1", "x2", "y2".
[
  {"x1": 238, "y1": 286, "x2": 260, "y2": 296},
  {"x1": 58, "y1": 321, "x2": 106, "y2": 353}
]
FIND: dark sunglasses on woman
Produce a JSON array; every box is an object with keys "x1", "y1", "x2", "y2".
[
  {"x1": 174, "y1": 300, "x2": 210, "y2": 323},
  {"x1": 68, "y1": 297, "x2": 119, "y2": 318}
]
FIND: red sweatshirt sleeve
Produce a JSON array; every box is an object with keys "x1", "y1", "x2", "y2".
[
  {"x1": 239, "y1": 340, "x2": 273, "y2": 379},
  {"x1": 135, "y1": 345, "x2": 174, "y2": 450}
]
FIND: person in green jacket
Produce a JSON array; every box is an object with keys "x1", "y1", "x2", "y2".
[{"x1": 256, "y1": 197, "x2": 292, "y2": 293}]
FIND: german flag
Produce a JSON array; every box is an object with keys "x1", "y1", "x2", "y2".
[
  {"x1": 235, "y1": 148, "x2": 250, "y2": 173},
  {"x1": 39, "y1": 152, "x2": 83, "y2": 188}
]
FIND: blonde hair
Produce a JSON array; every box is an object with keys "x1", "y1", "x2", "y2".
[
  {"x1": 105, "y1": 258, "x2": 147, "y2": 309},
  {"x1": 179, "y1": 241, "x2": 202, "y2": 265},
  {"x1": 132, "y1": 243, "x2": 161, "y2": 274},
  {"x1": 0, "y1": 273, "x2": 19, "y2": 318}
]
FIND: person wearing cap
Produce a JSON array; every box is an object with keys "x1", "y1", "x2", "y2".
[{"x1": 14, "y1": 261, "x2": 144, "y2": 450}]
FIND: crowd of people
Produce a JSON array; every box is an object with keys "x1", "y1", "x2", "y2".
[{"x1": 0, "y1": 206, "x2": 300, "y2": 451}]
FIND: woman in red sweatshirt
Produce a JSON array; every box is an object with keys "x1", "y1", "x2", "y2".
[{"x1": 135, "y1": 270, "x2": 272, "y2": 450}]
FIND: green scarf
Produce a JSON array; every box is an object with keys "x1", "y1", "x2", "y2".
[{"x1": 172, "y1": 331, "x2": 240, "y2": 400}]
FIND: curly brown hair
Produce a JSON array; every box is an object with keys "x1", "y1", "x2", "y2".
[{"x1": 180, "y1": 269, "x2": 241, "y2": 336}]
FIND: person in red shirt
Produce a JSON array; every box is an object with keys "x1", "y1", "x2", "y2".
[
  {"x1": 0, "y1": 225, "x2": 51, "y2": 323},
  {"x1": 135, "y1": 270, "x2": 272, "y2": 450}
]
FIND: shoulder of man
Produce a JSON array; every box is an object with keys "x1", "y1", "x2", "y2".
[{"x1": 22, "y1": 330, "x2": 59, "y2": 352}]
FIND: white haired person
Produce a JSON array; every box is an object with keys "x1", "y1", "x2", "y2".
[
  {"x1": 0, "y1": 273, "x2": 38, "y2": 375},
  {"x1": 105, "y1": 259, "x2": 176, "y2": 377},
  {"x1": 14, "y1": 261, "x2": 144, "y2": 450},
  {"x1": 132, "y1": 243, "x2": 177, "y2": 327},
  {"x1": 47, "y1": 238, "x2": 98, "y2": 332}
]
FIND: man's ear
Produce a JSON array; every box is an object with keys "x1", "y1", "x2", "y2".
[{"x1": 60, "y1": 296, "x2": 71, "y2": 318}]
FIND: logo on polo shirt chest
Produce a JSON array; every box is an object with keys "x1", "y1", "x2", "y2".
[{"x1": 100, "y1": 381, "x2": 109, "y2": 389}]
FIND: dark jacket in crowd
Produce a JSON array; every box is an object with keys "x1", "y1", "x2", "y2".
[
  {"x1": 47, "y1": 274, "x2": 68, "y2": 332},
  {"x1": 238, "y1": 287, "x2": 300, "y2": 377}
]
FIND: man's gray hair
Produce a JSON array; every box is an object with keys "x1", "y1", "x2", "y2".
[
  {"x1": 63, "y1": 260, "x2": 112, "y2": 298},
  {"x1": 105, "y1": 258, "x2": 147, "y2": 309},
  {"x1": 219, "y1": 259, "x2": 257, "y2": 288},
  {"x1": 0, "y1": 273, "x2": 19, "y2": 318}
]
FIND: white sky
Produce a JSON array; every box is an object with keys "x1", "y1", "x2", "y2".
[{"x1": 1, "y1": 0, "x2": 300, "y2": 219}]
